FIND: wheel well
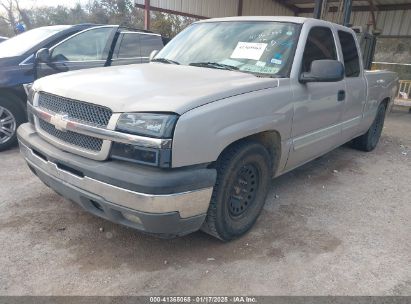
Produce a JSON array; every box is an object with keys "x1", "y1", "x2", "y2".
[
  {"x1": 380, "y1": 97, "x2": 390, "y2": 109},
  {"x1": 211, "y1": 130, "x2": 281, "y2": 174},
  {"x1": 0, "y1": 87, "x2": 26, "y2": 108}
]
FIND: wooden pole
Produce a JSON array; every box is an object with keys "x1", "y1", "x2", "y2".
[
  {"x1": 237, "y1": 0, "x2": 243, "y2": 16},
  {"x1": 144, "y1": 0, "x2": 150, "y2": 31}
]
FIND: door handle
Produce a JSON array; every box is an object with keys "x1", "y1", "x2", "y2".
[{"x1": 337, "y1": 90, "x2": 345, "y2": 101}]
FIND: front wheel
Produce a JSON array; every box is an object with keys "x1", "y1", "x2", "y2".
[
  {"x1": 352, "y1": 102, "x2": 387, "y2": 152},
  {"x1": 0, "y1": 97, "x2": 25, "y2": 151},
  {"x1": 201, "y1": 141, "x2": 272, "y2": 241}
]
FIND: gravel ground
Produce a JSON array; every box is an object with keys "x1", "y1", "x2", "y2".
[{"x1": 0, "y1": 108, "x2": 410, "y2": 296}]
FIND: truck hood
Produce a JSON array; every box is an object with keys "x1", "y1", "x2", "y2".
[{"x1": 33, "y1": 63, "x2": 278, "y2": 114}]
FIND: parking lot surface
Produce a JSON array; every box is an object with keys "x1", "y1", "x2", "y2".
[{"x1": 0, "y1": 108, "x2": 410, "y2": 296}]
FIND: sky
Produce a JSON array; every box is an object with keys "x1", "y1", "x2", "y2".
[{"x1": 17, "y1": 0, "x2": 90, "y2": 9}]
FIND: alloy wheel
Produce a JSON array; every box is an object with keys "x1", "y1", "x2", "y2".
[{"x1": 0, "y1": 105, "x2": 17, "y2": 144}]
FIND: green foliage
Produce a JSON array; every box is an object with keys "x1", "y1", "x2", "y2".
[
  {"x1": 150, "y1": 11, "x2": 197, "y2": 38},
  {"x1": 0, "y1": 0, "x2": 196, "y2": 38}
]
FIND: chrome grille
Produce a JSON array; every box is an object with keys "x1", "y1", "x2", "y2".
[
  {"x1": 39, "y1": 119, "x2": 103, "y2": 152},
  {"x1": 38, "y1": 93, "x2": 112, "y2": 127}
]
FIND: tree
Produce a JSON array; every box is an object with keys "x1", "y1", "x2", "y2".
[
  {"x1": 0, "y1": 0, "x2": 17, "y2": 34},
  {"x1": 150, "y1": 11, "x2": 197, "y2": 38},
  {"x1": 0, "y1": 0, "x2": 35, "y2": 36},
  {"x1": 0, "y1": 0, "x2": 192, "y2": 38},
  {"x1": 86, "y1": 0, "x2": 143, "y2": 28}
]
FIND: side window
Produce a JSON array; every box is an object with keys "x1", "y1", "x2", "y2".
[
  {"x1": 51, "y1": 27, "x2": 114, "y2": 62},
  {"x1": 338, "y1": 30, "x2": 360, "y2": 77},
  {"x1": 302, "y1": 27, "x2": 337, "y2": 72},
  {"x1": 117, "y1": 33, "x2": 141, "y2": 59},
  {"x1": 140, "y1": 35, "x2": 163, "y2": 57}
]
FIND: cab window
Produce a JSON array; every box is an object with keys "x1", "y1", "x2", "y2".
[
  {"x1": 302, "y1": 26, "x2": 337, "y2": 72},
  {"x1": 338, "y1": 30, "x2": 361, "y2": 77}
]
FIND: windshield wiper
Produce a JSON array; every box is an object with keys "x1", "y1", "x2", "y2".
[
  {"x1": 239, "y1": 70, "x2": 280, "y2": 78},
  {"x1": 189, "y1": 62, "x2": 239, "y2": 71},
  {"x1": 151, "y1": 58, "x2": 180, "y2": 65}
]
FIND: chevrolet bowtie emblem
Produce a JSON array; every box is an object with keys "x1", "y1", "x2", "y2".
[{"x1": 50, "y1": 114, "x2": 69, "y2": 132}]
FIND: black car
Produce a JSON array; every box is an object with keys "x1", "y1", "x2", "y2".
[{"x1": 0, "y1": 25, "x2": 164, "y2": 150}]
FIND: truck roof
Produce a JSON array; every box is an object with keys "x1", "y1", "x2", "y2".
[
  {"x1": 196, "y1": 16, "x2": 353, "y2": 32},
  {"x1": 196, "y1": 16, "x2": 309, "y2": 24}
]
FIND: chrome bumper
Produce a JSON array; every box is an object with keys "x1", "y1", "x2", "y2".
[{"x1": 20, "y1": 141, "x2": 213, "y2": 219}]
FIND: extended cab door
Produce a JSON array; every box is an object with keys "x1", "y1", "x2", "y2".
[
  {"x1": 336, "y1": 29, "x2": 367, "y2": 141},
  {"x1": 285, "y1": 25, "x2": 346, "y2": 170},
  {"x1": 36, "y1": 26, "x2": 117, "y2": 78}
]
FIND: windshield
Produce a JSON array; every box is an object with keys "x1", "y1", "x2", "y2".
[
  {"x1": 155, "y1": 21, "x2": 301, "y2": 77},
  {"x1": 0, "y1": 26, "x2": 70, "y2": 58}
]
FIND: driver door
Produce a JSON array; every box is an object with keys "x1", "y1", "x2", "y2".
[
  {"x1": 285, "y1": 25, "x2": 346, "y2": 171},
  {"x1": 36, "y1": 26, "x2": 116, "y2": 79}
]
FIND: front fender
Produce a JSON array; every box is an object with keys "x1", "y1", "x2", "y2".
[{"x1": 172, "y1": 85, "x2": 294, "y2": 168}]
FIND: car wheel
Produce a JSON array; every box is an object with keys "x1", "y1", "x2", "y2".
[
  {"x1": 0, "y1": 97, "x2": 25, "y2": 151},
  {"x1": 201, "y1": 141, "x2": 272, "y2": 241},
  {"x1": 352, "y1": 102, "x2": 387, "y2": 152}
]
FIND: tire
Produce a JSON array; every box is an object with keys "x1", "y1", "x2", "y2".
[
  {"x1": 351, "y1": 102, "x2": 387, "y2": 152},
  {"x1": 201, "y1": 141, "x2": 272, "y2": 241},
  {"x1": 0, "y1": 96, "x2": 26, "y2": 151}
]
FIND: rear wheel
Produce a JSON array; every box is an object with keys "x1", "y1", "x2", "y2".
[
  {"x1": 201, "y1": 141, "x2": 272, "y2": 241},
  {"x1": 352, "y1": 102, "x2": 386, "y2": 152},
  {"x1": 0, "y1": 96, "x2": 25, "y2": 151}
]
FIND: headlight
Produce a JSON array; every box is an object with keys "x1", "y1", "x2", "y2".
[
  {"x1": 116, "y1": 113, "x2": 178, "y2": 138},
  {"x1": 111, "y1": 113, "x2": 178, "y2": 168}
]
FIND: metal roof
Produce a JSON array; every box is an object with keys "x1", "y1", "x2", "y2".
[
  {"x1": 135, "y1": 0, "x2": 411, "y2": 36},
  {"x1": 288, "y1": 0, "x2": 411, "y2": 13}
]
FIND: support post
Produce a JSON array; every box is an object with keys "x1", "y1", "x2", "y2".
[
  {"x1": 237, "y1": 0, "x2": 243, "y2": 16},
  {"x1": 144, "y1": 0, "x2": 150, "y2": 31},
  {"x1": 367, "y1": 0, "x2": 377, "y2": 30},
  {"x1": 313, "y1": 0, "x2": 324, "y2": 19},
  {"x1": 343, "y1": 0, "x2": 353, "y2": 26}
]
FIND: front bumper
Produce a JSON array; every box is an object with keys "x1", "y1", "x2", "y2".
[{"x1": 17, "y1": 123, "x2": 216, "y2": 237}]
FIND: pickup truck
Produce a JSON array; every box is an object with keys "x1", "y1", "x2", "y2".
[
  {"x1": 17, "y1": 17, "x2": 398, "y2": 241},
  {"x1": 0, "y1": 24, "x2": 164, "y2": 151}
]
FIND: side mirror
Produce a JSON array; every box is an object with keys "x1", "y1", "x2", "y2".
[
  {"x1": 300, "y1": 59, "x2": 344, "y2": 83},
  {"x1": 35, "y1": 48, "x2": 50, "y2": 63},
  {"x1": 149, "y1": 50, "x2": 159, "y2": 61}
]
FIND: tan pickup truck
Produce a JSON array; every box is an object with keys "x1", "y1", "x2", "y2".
[{"x1": 18, "y1": 17, "x2": 398, "y2": 240}]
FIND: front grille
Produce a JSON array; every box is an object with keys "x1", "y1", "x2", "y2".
[
  {"x1": 39, "y1": 119, "x2": 103, "y2": 152},
  {"x1": 38, "y1": 93, "x2": 112, "y2": 127}
]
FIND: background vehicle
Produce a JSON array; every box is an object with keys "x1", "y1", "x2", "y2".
[
  {"x1": 18, "y1": 17, "x2": 398, "y2": 241},
  {"x1": 0, "y1": 36, "x2": 8, "y2": 43},
  {"x1": 0, "y1": 25, "x2": 164, "y2": 151}
]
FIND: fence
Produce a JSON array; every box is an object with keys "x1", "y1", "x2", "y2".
[{"x1": 395, "y1": 80, "x2": 411, "y2": 108}]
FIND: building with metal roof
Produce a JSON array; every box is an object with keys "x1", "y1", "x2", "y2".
[{"x1": 135, "y1": 0, "x2": 411, "y2": 37}]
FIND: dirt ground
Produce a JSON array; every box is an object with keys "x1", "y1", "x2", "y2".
[{"x1": 0, "y1": 108, "x2": 410, "y2": 296}]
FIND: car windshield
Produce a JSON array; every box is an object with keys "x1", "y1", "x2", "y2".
[
  {"x1": 0, "y1": 26, "x2": 70, "y2": 58},
  {"x1": 155, "y1": 21, "x2": 301, "y2": 77}
]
